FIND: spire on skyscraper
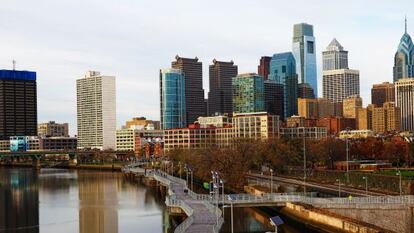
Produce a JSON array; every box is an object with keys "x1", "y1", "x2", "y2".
[{"x1": 405, "y1": 15, "x2": 407, "y2": 34}]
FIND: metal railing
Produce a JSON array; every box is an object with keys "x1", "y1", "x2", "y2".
[{"x1": 174, "y1": 215, "x2": 194, "y2": 233}]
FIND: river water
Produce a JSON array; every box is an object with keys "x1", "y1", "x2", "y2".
[{"x1": 0, "y1": 168, "x2": 319, "y2": 233}]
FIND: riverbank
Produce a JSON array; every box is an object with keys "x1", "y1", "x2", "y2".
[{"x1": 0, "y1": 162, "x2": 124, "y2": 171}]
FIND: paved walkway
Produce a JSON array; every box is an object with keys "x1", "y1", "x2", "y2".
[{"x1": 127, "y1": 167, "x2": 222, "y2": 233}]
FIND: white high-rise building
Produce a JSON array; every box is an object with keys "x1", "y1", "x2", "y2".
[
  {"x1": 322, "y1": 39, "x2": 360, "y2": 103},
  {"x1": 76, "y1": 71, "x2": 116, "y2": 150},
  {"x1": 395, "y1": 78, "x2": 414, "y2": 131}
]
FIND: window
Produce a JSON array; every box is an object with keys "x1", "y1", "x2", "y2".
[
  {"x1": 307, "y1": 41, "x2": 314, "y2": 54},
  {"x1": 282, "y1": 66, "x2": 286, "y2": 73}
]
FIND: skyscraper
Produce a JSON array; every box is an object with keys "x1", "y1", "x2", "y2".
[
  {"x1": 0, "y1": 69, "x2": 37, "y2": 139},
  {"x1": 264, "y1": 80, "x2": 284, "y2": 118},
  {"x1": 268, "y1": 52, "x2": 298, "y2": 118},
  {"x1": 322, "y1": 39, "x2": 360, "y2": 103},
  {"x1": 393, "y1": 18, "x2": 414, "y2": 82},
  {"x1": 292, "y1": 23, "x2": 317, "y2": 96},
  {"x1": 232, "y1": 73, "x2": 264, "y2": 113},
  {"x1": 76, "y1": 71, "x2": 116, "y2": 150},
  {"x1": 371, "y1": 82, "x2": 395, "y2": 107},
  {"x1": 297, "y1": 83, "x2": 315, "y2": 99},
  {"x1": 322, "y1": 38, "x2": 348, "y2": 70},
  {"x1": 208, "y1": 59, "x2": 238, "y2": 115},
  {"x1": 395, "y1": 78, "x2": 414, "y2": 131},
  {"x1": 258, "y1": 56, "x2": 271, "y2": 80},
  {"x1": 172, "y1": 56, "x2": 205, "y2": 125},
  {"x1": 160, "y1": 68, "x2": 186, "y2": 129}
]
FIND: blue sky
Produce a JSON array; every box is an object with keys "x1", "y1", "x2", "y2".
[{"x1": 0, "y1": 0, "x2": 412, "y2": 136}]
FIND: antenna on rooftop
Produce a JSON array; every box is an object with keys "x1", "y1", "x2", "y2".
[
  {"x1": 405, "y1": 15, "x2": 408, "y2": 34},
  {"x1": 12, "y1": 60, "x2": 16, "y2": 70}
]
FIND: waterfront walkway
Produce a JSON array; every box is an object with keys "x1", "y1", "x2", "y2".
[
  {"x1": 124, "y1": 165, "x2": 223, "y2": 233},
  {"x1": 123, "y1": 163, "x2": 414, "y2": 233}
]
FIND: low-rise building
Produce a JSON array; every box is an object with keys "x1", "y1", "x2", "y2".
[
  {"x1": 372, "y1": 102, "x2": 401, "y2": 133},
  {"x1": 164, "y1": 124, "x2": 216, "y2": 151},
  {"x1": 38, "y1": 121, "x2": 69, "y2": 137},
  {"x1": 317, "y1": 116, "x2": 356, "y2": 135},
  {"x1": 39, "y1": 137, "x2": 77, "y2": 150},
  {"x1": 196, "y1": 115, "x2": 231, "y2": 128},
  {"x1": 338, "y1": 129, "x2": 374, "y2": 139},
  {"x1": 280, "y1": 127, "x2": 327, "y2": 139},
  {"x1": 232, "y1": 112, "x2": 280, "y2": 140},
  {"x1": 286, "y1": 115, "x2": 305, "y2": 128}
]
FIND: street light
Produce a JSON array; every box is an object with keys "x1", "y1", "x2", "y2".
[
  {"x1": 397, "y1": 170, "x2": 402, "y2": 196},
  {"x1": 303, "y1": 132, "x2": 307, "y2": 195},
  {"x1": 336, "y1": 179, "x2": 341, "y2": 197},
  {"x1": 270, "y1": 169, "x2": 273, "y2": 194},
  {"x1": 362, "y1": 176, "x2": 368, "y2": 195},
  {"x1": 345, "y1": 128, "x2": 350, "y2": 183}
]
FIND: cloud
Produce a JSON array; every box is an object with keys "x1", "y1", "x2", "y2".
[{"x1": 0, "y1": 0, "x2": 412, "y2": 135}]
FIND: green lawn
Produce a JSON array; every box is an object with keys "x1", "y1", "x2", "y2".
[{"x1": 376, "y1": 170, "x2": 414, "y2": 178}]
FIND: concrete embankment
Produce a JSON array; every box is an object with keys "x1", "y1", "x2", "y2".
[
  {"x1": 280, "y1": 203, "x2": 393, "y2": 233},
  {"x1": 1, "y1": 162, "x2": 123, "y2": 171}
]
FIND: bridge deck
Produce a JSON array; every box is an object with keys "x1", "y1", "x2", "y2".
[{"x1": 126, "y1": 167, "x2": 222, "y2": 233}]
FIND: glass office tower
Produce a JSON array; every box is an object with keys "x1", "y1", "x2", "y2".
[
  {"x1": 292, "y1": 23, "x2": 317, "y2": 97},
  {"x1": 232, "y1": 73, "x2": 265, "y2": 113},
  {"x1": 394, "y1": 18, "x2": 414, "y2": 82},
  {"x1": 268, "y1": 52, "x2": 298, "y2": 119},
  {"x1": 160, "y1": 68, "x2": 186, "y2": 129}
]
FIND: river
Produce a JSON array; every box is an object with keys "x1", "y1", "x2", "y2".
[{"x1": 0, "y1": 168, "x2": 320, "y2": 233}]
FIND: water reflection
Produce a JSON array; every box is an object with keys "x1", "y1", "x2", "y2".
[
  {"x1": 78, "y1": 172, "x2": 118, "y2": 233},
  {"x1": 0, "y1": 168, "x2": 39, "y2": 233},
  {"x1": 0, "y1": 168, "x2": 316, "y2": 233}
]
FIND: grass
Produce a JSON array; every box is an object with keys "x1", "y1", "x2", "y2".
[{"x1": 376, "y1": 169, "x2": 414, "y2": 178}]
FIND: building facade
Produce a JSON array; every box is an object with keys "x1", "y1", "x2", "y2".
[
  {"x1": 125, "y1": 117, "x2": 160, "y2": 130},
  {"x1": 264, "y1": 80, "x2": 284, "y2": 119},
  {"x1": 208, "y1": 59, "x2": 238, "y2": 115},
  {"x1": 268, "y1": 52, "x2": 298, "y2": 118},
  {"x1": 395, "y1": 78, "x2": 414, "y2": 131},
  {"x1": 280, "y1": 127, "x2": 327, "y2": 139},
  {"x1": 163, "y1": 125, "x2": 216, "y2": 151},
  {"x1": 371, "y1": 82, "x2": 395, "y2": 107},
  {"x1": 196, "y1": 115, "x2": 231, "y2": 128},
  {"x1": 322, "y1": 39, "x2": 360, "y2": 103},
  {"x1": 172, "y1": 56, "x2": 205, "y2": 125},
  {"x1": 0, "y1": 70, "x2": 37, "y2": 140},
  {"x1": 232, "y1": 73, "x2": 265, "y2": 113},
  {"x1": 76, "y1": 71, "x2": 116, "y2": 150},
  {"x1": 394, "y1": 19, "x2": 414, "y2": 82},
  {"x1": 343, "y1": 95, "x2": 362, "y2": 119},
  {"x1": 297, "y1": 98, "x2": 318, "y2": 119},
  {"x1": 357, "y1": 105, "x2": 374, "y2": 130},
  {"x1": 38, "y1": 121, "x2": 69, "y2": 137},
  {"x1": 297, "y1": 83, "x2": 315, "y2": 99},
  {"x1": 257, "y1": 56, "x2": 271, "y2": 80},
  {"x1": 39, "y1": 137, "x2": 77, "y2": 150},
  {"x1": 317, "y1": 116, "x2": 356, "y2": 135},
  {"x1": 232, "y1": 112, "x2": 280, "y2": 140},
  {"x1": 371, "y1": 102, "x2": 401, "y2": 133},
  {"x1": 322, "y1": 38, "x2": 348, "y2": 70},
  {"x1": 292, "y1": 23, "x2": 318, "y2": 96},
  {"x1": 160, "y1": 68, "x2": 186, "y2": 129}
]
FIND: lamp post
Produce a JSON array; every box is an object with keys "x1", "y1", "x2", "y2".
[
  {"x1": 303, "y1": 133, "x2": 307, "y2": 194},
  {"x1": 397, "y1": 170, "x2": 402, "y2": 196},
  {"x1": 270, "y1": 169, "x2": 273, "y2": 194},
  {"x1": 345, "y1": 128, "x2": 350, "y2": 183},
  {"x1": 362, "y1": 176, "x2": 368, "y2": 195},
  {"x1": 336, "y1": 179, "x2": 341, "y2": 197}
]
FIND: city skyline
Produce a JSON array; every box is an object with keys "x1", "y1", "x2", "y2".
[{"x1": 0, "y1": 0, "x2": 412, "y2": 135}]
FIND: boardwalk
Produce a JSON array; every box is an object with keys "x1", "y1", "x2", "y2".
[
  {"x1": 123, "y1": 163, "x2": 414, "y2": 233},
  {"x1": 126, "y1": 166, "x2": 223, "y2": 233}
]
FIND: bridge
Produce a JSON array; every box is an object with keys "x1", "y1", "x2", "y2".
[{"x1": 123, "y1": 163, "x2": 414, "y2": 233}]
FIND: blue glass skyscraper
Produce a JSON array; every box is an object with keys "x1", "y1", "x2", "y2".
[
  {"x1": 268, "y1": 52, "x2": 298, "y2": 119},
  {"x1": 394, "y1": 18, "x2": 414, "y2": 82},
  {"x1": 292, "y1": 23, "x2": 317, "y2": 97},
  {"x1": 160, "y1": 68, "x2": 186, "y2": 129}
]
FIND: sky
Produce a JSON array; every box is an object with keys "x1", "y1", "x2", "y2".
[{"x1": 0, "y1": 0, "x2": 412, "y2": 136}]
